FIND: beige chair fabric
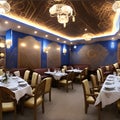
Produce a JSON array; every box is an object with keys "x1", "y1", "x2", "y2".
[
  {"x1": 0, "y1": 69, "x2": 4, "y2": 76},
  {"x1": 82, "y1": 79, "x2": 96, "y2": 114},
  {"x1": 59, "y1": 72, "x2": 74, "y2": 92},
  {"x1": 24, "y1": 79, "x2": 46, "y2": 120},
  {"x1": 0, "y1": 86, "x2": 17, "y2": 120},
  {"x1": 31, "y1": 72, "x2": 38, "y2": 88},
  {"x1": 37, "y1": 74, "x2": 41, "y2": 84},
  {"x1": 43, "y1": 77, "x2": 52, "y2": 101},
  {"x1": 90, "y1": 74, "x2": 100, "y2": 95},
  {"x1": 23, "y1": 70, "x2": 30, "y2": 82}
]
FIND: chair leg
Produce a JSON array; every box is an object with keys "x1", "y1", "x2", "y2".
[
  {"x1": 42, "y1": 101, "x2": 45, "y2": 113},
  {"x1": 85, "y1": 103, "x2": 89, "y2": 114},
  {"x1": 66, "y1": 85, "x2": 68, "y2": 92},
  {"x1": 49, "y1": 91, "x2": 51, "y2": 102},
  {"x1": 34, "y1": 106, "x2": 37, "y2": 120}
]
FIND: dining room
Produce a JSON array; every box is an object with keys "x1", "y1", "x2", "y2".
[{"x1": 0, "y1": 0, "x2": 120, "y2": 120}]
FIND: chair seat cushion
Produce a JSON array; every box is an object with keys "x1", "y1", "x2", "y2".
[
  {"x1": 2, "y1": 102, "x2": 15, "y2": 112},
  {"x1": 24, "y1": 96, "x2": 43, "y2": 108},
  {"x1": 86, "y1": 96, "x2": 95, "y2": 104},
  {"x1": 59, "y1": 79, "x2": 72, "y2": 84}
]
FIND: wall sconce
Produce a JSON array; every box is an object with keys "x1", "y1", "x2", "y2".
[
  {"x1": 43, "y1": 47, "x2": 51, "y2": 53},
  {"x1": 63, "y1": 48, "x2": 67, "y2": 54},
  {"x1": 6, "y1": 40, "x2": 12, "y2": 48},
  {"x1": 0, "y1": 53, "x2": 5, "y2": 57}
]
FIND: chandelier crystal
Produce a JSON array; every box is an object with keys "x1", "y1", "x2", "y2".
[
  {"x1": 82, "y1": 33, "x2": 94, "y2": 41},
  {"x1": 49, "y1": 0, "x2": 76, "y2": 28},
  {"x1": 112, "y1": 0, "x2": 120, "y2": 12},
  {"x1": 0, "y1": 0, "x2": 10, "y2": 14}
]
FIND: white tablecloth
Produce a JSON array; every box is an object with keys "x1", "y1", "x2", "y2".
[
  {"x1": 44, "y1": 71, "x2": 67, "y2": 80},
  {"x1": 0, "y1": 76, "x2": 32, "y2": 102},
  {"x1": 66, "y1": 69, "x2": 82, "y2": 73},
  {"x1": 95, "y1": 74, "x2": 120, "y2": 108}
]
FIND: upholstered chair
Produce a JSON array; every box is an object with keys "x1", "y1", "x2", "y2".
[
  {"x1": 59, "y1": 72, "x2": 74, "y2": 92},
  {"x1": 24, "y1": 79, "x2": 46, "y2": 120},
  {"x1": 75, "y1": 67, "x2": 88, "y2": 83},
  {"x1": 0, "y1": 69, "x2": 4, "y2": 76},
  {"x1": 31, "y1": 72, "x2": 38, "y2": 88},
  {"x1": 82, "y1": 79, "x2": 96, "y2": 114},
  {"x1": 97, "y1": 69, "x2": 104, "y2": 84},
  {"x1": 23, "y1": 70, "x2": 30, "y2": 82},
  {"x1": 43, "y1": 77, "x2": 52, "y2": 101},
  {"x1": 90, "y1": 74, "x2": 100, "y2": 95},
  {"x1": 117, "y1": 99, "x2": 120, "y2": 111},
  {"x1": 0, "y1": 86, "x2": 17, "y2": 120}
]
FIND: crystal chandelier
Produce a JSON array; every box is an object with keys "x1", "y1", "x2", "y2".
[
  {"x1": 82, "y1": 33, "x2": 94, "y2": 41},
  {"x1": 0, "y1": 0, "x2": 10, "y2": 14},
  {"x1": 112, "y1": 0, "x2": 120, "y2": 12},
  {"x1": 82, "y1": 29, "x2": 94, "y2": 41},
  {"x1": 49, "y1": 0, "x2": 76, "y2": 28}
]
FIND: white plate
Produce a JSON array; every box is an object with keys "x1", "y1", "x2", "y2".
[
  {"x1": 104, "y1": 85, "x2": 115, "y2": 90},
  {"x1": 19, "y1": 82, "x2": 27, "y2": 86}
]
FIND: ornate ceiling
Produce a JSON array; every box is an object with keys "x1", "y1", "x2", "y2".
[{"x1": 2, "y1": 0, "x2": 119, "y2": 43}]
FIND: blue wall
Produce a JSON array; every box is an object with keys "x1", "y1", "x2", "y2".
[{"x1": 6, "y1": 30, "x2": 70, "y2": 69}]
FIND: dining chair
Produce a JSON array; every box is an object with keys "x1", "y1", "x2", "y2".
[
  {"x1": 24, "y1": 79, "x2": 46, "y2": 120},
  {"x1": 117, "y1": 99, "x2": 120, "y2": 112},
  {"x1": 75, "y1": 67, "x2": 88, "y2": 84},
  {"x1": 0, "y1": 86, "x2": 17, "y2": 120},
  {"x1": 43, "y1": 77, "x2": 52, "y2": 101},
  {"x1": 97, "y1": 69, "x2": 104, "y2": 84},
  {"x1": 90, "y1": 74, "x2": 101, "y2": 95},
  {"x1": 31, "y1": 72, "x2": 38, "y2": 88},
  {"x1": 23, "y1": 70, "x2": 30, "y2": 83},
  {"x1": 59, "y1": 72, "x2": 74, "y2": 92},
  {"x1": 82, "y1": 79, "x2": 96, "y2": 114},
  {"x1": 14, "y1": 70, "x2": 20, "y2": 77},
  {"x1": 0, "y1": 69, "x2": 4, "y2": 76}
]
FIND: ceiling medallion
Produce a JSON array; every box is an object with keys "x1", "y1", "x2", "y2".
[
  {"x1": 112, "y1": 0, "x2": 120, "y2": 12},
  {"x1": 49, "y1": 0, "x2": 76, "y2": 28},
  {"x1": 0, "y1": 0, "x2": 10, "y2": 14}
]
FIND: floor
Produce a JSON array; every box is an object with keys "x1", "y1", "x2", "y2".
[{"x1": 2, "y1": 83, "x2": 120, "y2": 120}]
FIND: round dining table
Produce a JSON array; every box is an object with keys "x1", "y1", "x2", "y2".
[{"x1": 0, "y1": 75, "x2": 32, "y2": 102}]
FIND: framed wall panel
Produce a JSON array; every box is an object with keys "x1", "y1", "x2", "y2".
[
  {"x1": 18, "y1": 36, "x2": 41, "y2": 69},
  {"x1": 47, "y1": 42, "x2": 61, "y2": 68}
]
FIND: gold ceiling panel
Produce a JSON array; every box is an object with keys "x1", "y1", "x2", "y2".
[{"x1": 7, "y1": 0, "x2": 115, "y2": 39}]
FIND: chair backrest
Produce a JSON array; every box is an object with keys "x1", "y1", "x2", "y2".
[
  {"x1": 0, "y1": 86, "x2": 16, "y2": 103},
  {"x1": 90, "y1": 74, "x2": 99, "y2": 88},
  {"x1": 23, "y1": 70, "x2": 30, "y2": 82},
  {"x1": 82, "y1": 79, "x2": 91, "y2": 96},
  {"x1": 66, "y1": 72, "x2": 74, "y2": 82},
  {"x1": 43, "y1": 77, "x2": 52, "y2": 93},
  {"x1": 31, "y1": 72, "x2": 38, "y2": 88},
  {"x1": 0, "y1": 69, "x2": 4, "y2": 76},
  {"x1": 14, "y1": 70, "x2": 20, "y2": 77},
  {"x1": 34, "y1": 79, "x2": 46, "y2": 101},
  {"x1": 37, "y1": 74, "x2": 41, "y2": 84},
  {"x1": 97, "y1": 68, "x2": 104, "y2": 83}
]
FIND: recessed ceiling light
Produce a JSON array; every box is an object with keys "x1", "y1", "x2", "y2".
[
  {"x1": 17, "y1": 25, "x2": 21, "y2": 29},
  {"x1": 112, "y1": 37, "x2": 115, "y2": 40},
  {"x1": 45, "y1": 34, "x2": 48, "y2": 37},
  {"x1": 4, "y1": 21, "x2": 8, "y2": 24},
  {"x1": 34, "y1": 31, "x2": 37, "y2": 34},
  {"x1": 57, "y1": 38, "x2": 60, "y2": 40}
]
